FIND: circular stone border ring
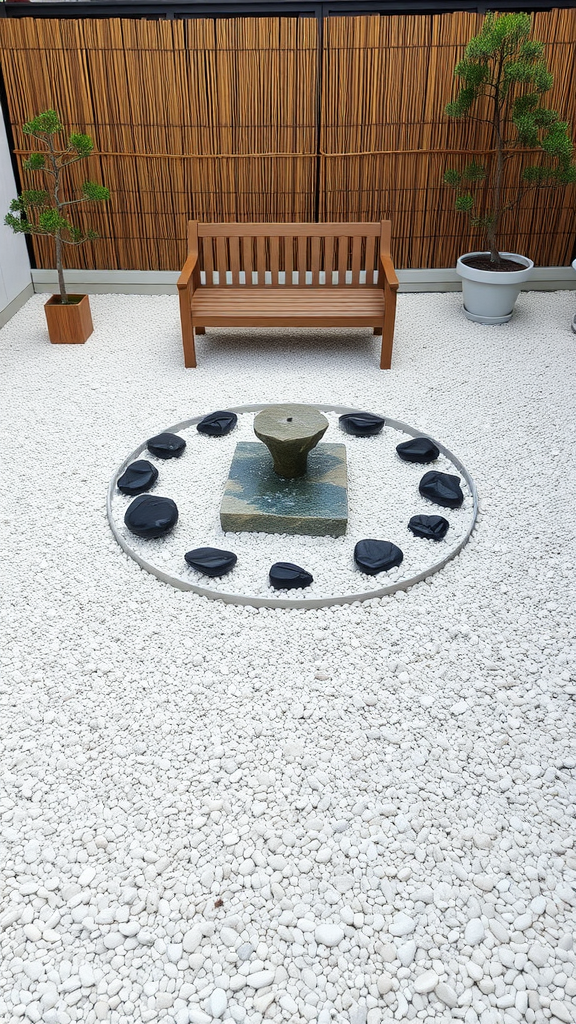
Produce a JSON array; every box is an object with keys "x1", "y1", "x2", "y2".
[{"x1": 107, "y1": 405, "x2": 478, "y2": 609}]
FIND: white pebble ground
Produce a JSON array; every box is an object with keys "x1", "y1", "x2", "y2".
[
  {"x1": 109, "y1": 409, "x2": 475, "y2": 603},
  {"x1": 1, "y1": 289, "x2": 575, "y2": 1024}
]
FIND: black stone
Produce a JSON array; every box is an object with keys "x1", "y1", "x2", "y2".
[
  {"x1": 184, "y1": 547, "x2": 237, "y2": 578},
  {"x1": 117, "y1": 460, "x2": 159, "y2": 496},
  {"x1": 408, "y1": 514, "x2": 449, "y2": 541},
  {"x1": 197, "y1": 411, "x2": 238, "y2": 437},
  {"x1": 339, "y1": 412, "x2": 385, "y2": 437},
  {"x1": 396, "y1": 437, "x2": 439, "y2": 464},
  {"x1": 419, "y1": 470, "x2": 464, "y2": 509},
  {"x1": 269, "y1": 562, "x2": 313, "y2": 590},
  {"x1": 354, "y1": 539, "x2": 404, "y2": 575},
  {"x1": 124, "y1": 495, "x2": 178, "y2": 539},
  {"x1": 147, "y1": 432, "x2": 186, "y2": 459}
]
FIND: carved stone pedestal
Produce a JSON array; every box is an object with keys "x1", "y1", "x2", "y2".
[{"x1": 253, "y1": 404, "x2": 328, "y2": 478}]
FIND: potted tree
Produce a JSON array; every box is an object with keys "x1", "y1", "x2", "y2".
[
  {"x1": 444, "y1": 12, "x2": 576, "y2": 324},
  {"x1": 4, "y1": 109, "x2": 109, "y2": 344}
]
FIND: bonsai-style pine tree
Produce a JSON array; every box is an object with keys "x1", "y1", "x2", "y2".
[
  {"x1": 5, "y1": 109, "x2": 109, "y2": 303},
  {"x1": 444, "y1": 12, "x2": 576, "y2": 267}
]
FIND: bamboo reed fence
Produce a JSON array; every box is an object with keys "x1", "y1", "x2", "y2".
[
  {"x1": 321, "y1": 13, "x2": 576, "y2": 267},
  {"x1": 0, "y1": 11, "x2": 575, "y2": 271}
]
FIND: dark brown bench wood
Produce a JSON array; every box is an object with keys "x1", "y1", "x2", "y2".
[{"x1": 177, "y1": 221, "x2": 399, "y2": 368}]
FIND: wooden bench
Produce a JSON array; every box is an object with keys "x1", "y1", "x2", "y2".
[{"x1": 177, "y1": 221, "x2": 399, "y2": 369}]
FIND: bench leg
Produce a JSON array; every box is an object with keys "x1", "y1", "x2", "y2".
[
  {"x1": 380, "y1": 288, "x2": 397, "y2": 369},
  {"x1": 182, "y1": 326, "x2": 197, "y2": 369},
  {"x1": 179, "y1": 289, "x2": 197, "y2": 368}
]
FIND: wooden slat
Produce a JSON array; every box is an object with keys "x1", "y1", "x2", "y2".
[
  {"x1": 297, "y1": 235, "x2": 308, "y2": 285},
  {"x1": 351, "y1": 234, "x2": 362, "y2": 285},
  {"x1": 366, "y1": 235, "x2": 379, "y2": 282},
  {"x1": 256, "y1": 236, "x2": 267, "y2": 285},
  {"x1": 197, "y1": 222, "x2": 382, "y2": 237},
  {"x1": 243, "y1": 236, "x2": 254, "y2": 285},
  {"x1": 193, "y1": 313, "x2": 383, "y2": 327},
  {"x1": 310, "y1": 236, "x2": 321, "y2": 285},
  {"x1": 216, "y1": 236, "x2": 228, "y2": 285},
  {"x1": 338, "y1": 235, "x2": 349, "y2": 286},
  {"x1": 270, "y1": 235, "x2": 280, "y2": 286},
  {"x1": 229, "y1": 235, "x2": 241, "y2": 284},
  {"x1": 202, "y1": 236, "x2": 214, "y2": 286},
  {"x1": 380, "y1": 220, "x2": 392, "y2": 256},
  {"x1": 188, "y1": 220, "x2": 199, "y2": 254},
  {"x1": 284, "y1": 235, "x2": 295, "y2": 285},
  {"x1": 322, "y1": 236, "x2": 333, "y2": 286}
]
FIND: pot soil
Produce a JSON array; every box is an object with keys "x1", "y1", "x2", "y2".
[
  {"x1": 44, "y1": 294, "x2": 93, "y2": 345},
  {"x1": 461, "y1": 254, "x2": 528, "y2": 273}
]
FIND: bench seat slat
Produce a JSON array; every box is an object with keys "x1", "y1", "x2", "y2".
[{"x1": 192, "y1": 287, "x2": 384, "y2": 324}]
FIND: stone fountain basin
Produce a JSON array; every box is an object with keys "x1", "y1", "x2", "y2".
[{"x1": 220, "y1": 440, "x2": 348, "y2": 537}]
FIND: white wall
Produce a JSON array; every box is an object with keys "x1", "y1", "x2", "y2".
[{"x1": 0, "y1": 103, "x2": 31, "y2": 315}]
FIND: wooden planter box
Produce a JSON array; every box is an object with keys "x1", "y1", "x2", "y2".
[{"x1": 44, "y1": 294, "x2": 93, "y2": 345}]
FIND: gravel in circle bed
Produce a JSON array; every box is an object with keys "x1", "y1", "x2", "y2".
[{"x1": 110, "y1": 410, "x2": 474, "y2": 600}]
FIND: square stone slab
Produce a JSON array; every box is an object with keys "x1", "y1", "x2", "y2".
[{"x1": 220, "y1": 441, "x2": 348, "y2": 537}]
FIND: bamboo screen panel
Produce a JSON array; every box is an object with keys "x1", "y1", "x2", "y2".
[
  {"x1": 321, "y1": 12, "x2": 576, "y2": 267},
  {"x1": 0, "y1": 12, "x2": 575, "y2": 270},
  {"x1": 0, "y1": 16, "x2": 318, "y2": 271}
]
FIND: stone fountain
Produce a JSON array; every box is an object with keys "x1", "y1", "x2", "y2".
[{"x1": 220, "y1": 403, "x2": 348, "y2": 536}]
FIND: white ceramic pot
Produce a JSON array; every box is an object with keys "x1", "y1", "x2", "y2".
[{"x1": 456, "y1": 251, "x2": 534, "y2": 324}]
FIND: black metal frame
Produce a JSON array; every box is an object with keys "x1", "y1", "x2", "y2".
[{"x1": 3, "y1": 0, "x2": 576, "y2": 18}]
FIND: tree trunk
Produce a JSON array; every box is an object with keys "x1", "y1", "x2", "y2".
[
  {"x1": 55, "y1": 234, "x2": 68, "y2": 304},
  {"x1": 487, "y1": 222, "x2": 500, "y2": 265},
  {"x1": 489, "y1": 55, "x2": 505, "y2": 266}
]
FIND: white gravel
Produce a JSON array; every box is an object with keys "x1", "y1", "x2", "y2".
[
  {"x1": 109, "y1": 409, "x2": 475, "y2": 603},
  {"x1": 1, "y1": 289, "x2": 576, "y2": 1024}
]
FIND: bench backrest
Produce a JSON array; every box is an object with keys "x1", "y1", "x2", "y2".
[{"x1": 189, "y1": 221, "x2": 390, "y2": 288}]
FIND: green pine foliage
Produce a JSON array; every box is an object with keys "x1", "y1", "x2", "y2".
[
  {"x1": 443, "y1": 13, "x2": 576, "y2": 264},
  {"x1": 4, "y1": 109, "x2": 110, "y2": 303}
]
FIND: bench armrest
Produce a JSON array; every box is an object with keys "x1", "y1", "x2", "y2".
[
  {"x1": 177, "y1": 252, "x2": 200, "y2": 293},
  {"x1": 380, "y1": 253, "x2": 399, "y2": 292}
]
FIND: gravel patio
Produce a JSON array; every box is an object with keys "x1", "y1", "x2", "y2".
[{"x1": 0, "y1": 288, "x2": 575, "y2": 1024}]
